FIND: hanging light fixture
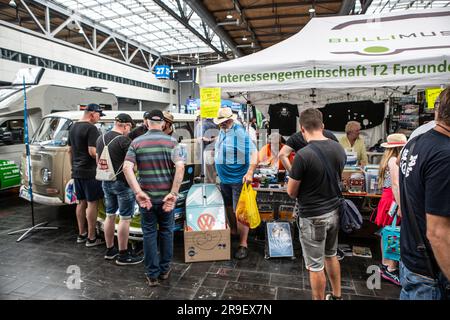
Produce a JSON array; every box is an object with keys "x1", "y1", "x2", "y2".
[
  {"x1": 9, "y1": 0, "x2": 17, "y2": 8},
  {"x1": 308, "y1": 7, "x2": 316, "y2": 13},
  {"x1": 242, "y1": 35, "x2": 247, "y2": 41},
  {"x1": 226, "y1": 11, "x2": 233, "y2": 19}
]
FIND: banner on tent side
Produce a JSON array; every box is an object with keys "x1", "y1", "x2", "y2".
[
  {"x1": 200, "y1": 9, "x2": 450, "y2": 91},
  {"x1": 200, "y1": 87, "x2": 221, "y2": 118},
  {"x1": 426, "y1": 88, "x2": 444, "y2": 109}
]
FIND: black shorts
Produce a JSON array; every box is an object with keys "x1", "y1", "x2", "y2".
[{"x1": 74, "y1": 178, "x2": 103, "y2": 202}]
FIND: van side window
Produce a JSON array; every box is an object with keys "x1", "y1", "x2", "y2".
[
  {"x1": 174, "y1": 121, "x2": 194, "y2": 138},
  {"x1": 0, "y1": 119, "x2": 24, "y2": 145},
  {"x1": 96, "y1": 122, "x2": 114, "y2": 135}
]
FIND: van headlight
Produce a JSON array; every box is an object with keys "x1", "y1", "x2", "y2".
[{"x1": 41, "y1": 168, "x2": 52, "y2": 183}]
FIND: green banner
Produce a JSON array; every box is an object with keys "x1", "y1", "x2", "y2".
[
  {"x1": 0, "y1": 160, "x2": 20, "y2": 190},
  {"x1": 255, "y1": 109, "x2": 263, "y2": 129}
]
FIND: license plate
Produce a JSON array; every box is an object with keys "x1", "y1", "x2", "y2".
[{"x1": 20, "y1": 188, "x2": 31, "y2": 201}]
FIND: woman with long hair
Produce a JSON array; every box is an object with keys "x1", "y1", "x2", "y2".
[{"x1": 374, "y1": 133, "x2": 407, "y2": 286}]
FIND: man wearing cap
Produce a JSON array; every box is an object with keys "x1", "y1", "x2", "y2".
[
  {"x1": 96, "y1": 113, "x2": 144, "y2": 265},
  {"x1": 128, "y1": 110, "x2": 174, "y2": 140},
  {"x1": 128, "y1": 111, "x2": 150, "y2": 141},
  {"x1": 162, "y1": 111, "x2": 174, "y2": 136},
  {"x1": 123, "y1": 109, "x2": 186, "y2": 287},
  {"x1": 214, "y1": 107, "x2": 258, "y2": 260},
  {"x1": 68, "y1": 103, "x2": 105, "y2": 247}
]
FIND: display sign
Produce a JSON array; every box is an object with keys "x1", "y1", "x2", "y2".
[
  {"x1": 425, "y1": 88, "x2": 444, "y2": 109},
  {"x1": 154, "y1": 65, "x2": 171, "y2": 79},
  {"x1": 200, "y1": 87, "x2": 221, "y2": 118},
  {"x1": 266, "y1": 221, "x2": 294, "y2": 258},
  {"x1": 186, "y1": 98, "x2": 200, "y2": 111},
  {"x1": 0, "y1": 160, "x2": 20, "y2": 190},
  {"x1": 221, "y1": 99, "x2": 242, "y2": 112}
]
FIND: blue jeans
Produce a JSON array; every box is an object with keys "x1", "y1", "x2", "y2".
[
  {"x1": 400, "y1": 262, "x2": 442, "y2": 300},
  {"x1": 102, "y1": 180, "x2": 135, "y2": 220},
  {"x1": 140, "y1": 204, "x2": 174, "y2": 279}
]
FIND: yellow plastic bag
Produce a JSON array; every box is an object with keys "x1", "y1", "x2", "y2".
[{"x1": 236, "y1": 183, "x2": 261, "y2": 229}]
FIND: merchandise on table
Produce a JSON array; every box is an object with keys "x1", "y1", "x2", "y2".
[
  {"x1": 342, "y1": 167, "x2": 365, "y2": 192},
  {"x1": 364, "y1": 165, "x2": 381, "y2": 194},
  {"x1": 279, "y1": 205, "x2": 295, "y2": 222},
  {"x1": 348, "y1": 172, "x2": 365, "y2": 193},
  {"x1": 258, "y1": 204, "x2": 275, "y2": 221}
]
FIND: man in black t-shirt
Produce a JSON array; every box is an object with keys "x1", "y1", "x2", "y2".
[
  {"x1": 287, "y1": 108, "x2": 346, "y2": 300},
  {"x1": 96, "y1": 113, "x2": 143, "y2": 266},
  {"x1": 68, "y1": 103, "x2": 105, "y2": 247},
  {"x1": 128, "y1": 111, "x2": 149, "y2": 141},
  {"x1": 280, "y1": 129, "x2": 338, "y2": 174},
  {"x1": 399, "y1": 87, "x2": 450, "y2": 300}
]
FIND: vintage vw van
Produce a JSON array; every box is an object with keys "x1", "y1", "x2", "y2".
[{"x1": 19, "y1": 110, "x2": 198, "y2": 238}]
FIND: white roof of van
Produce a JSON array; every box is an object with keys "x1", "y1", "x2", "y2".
[{"x1": 45, "y1": 110, "x2": 197, "y2": 121}]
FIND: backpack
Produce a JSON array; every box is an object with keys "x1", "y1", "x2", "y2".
[
  {"x1": 96, "y1": 134, "x2": 122, "y2": 181},
  {"x1": 309, "y1": 143, "x2": 363, "y2": 234}
]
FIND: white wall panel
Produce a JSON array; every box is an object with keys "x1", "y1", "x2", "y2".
[{"x1": 0, "y1": 25, "x2": 177, "y2": 106}]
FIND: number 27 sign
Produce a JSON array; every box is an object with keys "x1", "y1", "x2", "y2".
[{"x1": 155, "y1": 65, "x2": 171, "y2": 79}]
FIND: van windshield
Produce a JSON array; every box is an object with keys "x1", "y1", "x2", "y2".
[{"x1": 32, "y1": 117, "x2": 72, "y2": 146}]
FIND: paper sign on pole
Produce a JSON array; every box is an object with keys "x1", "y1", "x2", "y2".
[
  {"x1": 200, "y1": 87, "x2": 221, "y2": 118},
  {"x1": 425, "y1": 88, "x2": 444, "y2": 109}
]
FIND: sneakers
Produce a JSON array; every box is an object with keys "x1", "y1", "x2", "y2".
[
  {"x1": 326, "y1": 293, "x2": 343, "y2": 300},
  {"x1": 85, "y1": 236, "x2": 105, "y2": 247},
  {"x1": 76, "y1": 233, "x2": 87, "y2": 244},
  {"x1": 146, "y1": 276, "x2": 160, "y2": 287},
  {"x1": 116, "y1": 252, "x2": 144, "y2": 266},
  {"x1": 104, "y1": 247, "x2": 119, "y2": 260},
  {"x1": 234, "y1": 246, "x2": 248, "y2": 260},
  {"x1": 159, "y1": 269, "x2": 171, "y2": 280},
  {"x1": 380, "y1": 264, "x2": 401, "y2": 286}
]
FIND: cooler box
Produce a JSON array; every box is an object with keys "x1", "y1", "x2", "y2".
[
  {"x1": 185, "y1": 184, "x2": 227, "y2": 231},
  {"x1": 184, "y1": 184, "x2": 230, "y2": 262}
]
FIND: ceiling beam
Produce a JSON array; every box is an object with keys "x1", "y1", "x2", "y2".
[
  {"x1": 226, "y1": 23, "x2": 306, "y2": 31},
  {"x1": 184, "y1": 0, "x2": 244, "y2": 57},
  {"x1": 211, "y1": 0, "x2": 343, "y2": 13},
  {"x1": 247, "y1": 13, "x2": 312, "y2": 21},
  {"x1": 29, "y1": 0, "x2": 160, "y2": 57}
]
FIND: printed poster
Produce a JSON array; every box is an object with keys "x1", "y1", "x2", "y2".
[{"x1": 200, "y1": 87, "x2": 221, "y2": 119}]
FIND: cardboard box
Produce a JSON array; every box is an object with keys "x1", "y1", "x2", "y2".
[
  {"x1": 279, "y1": 205, "x2": 295, "y2": 222},
  {"x1": 184, "y1": 224, "x2": 230, "y2": 263}
]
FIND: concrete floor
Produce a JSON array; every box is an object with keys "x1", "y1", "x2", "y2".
[{"x1": 0, "y1": 188, "x2": 401, "y2": 300}]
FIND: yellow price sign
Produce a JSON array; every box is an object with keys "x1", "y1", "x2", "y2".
[
  {"x1": 200, "y1": 87, "x2": 221, "y2": 119},
  {"x1": 426, "y1": 88, "x2": 444, "y2": 109}
]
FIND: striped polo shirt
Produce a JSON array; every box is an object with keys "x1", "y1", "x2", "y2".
[{"x1": 125, "y1": 129, "x2": 181, "y2": 204}]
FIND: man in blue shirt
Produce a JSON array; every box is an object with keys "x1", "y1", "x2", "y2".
[{"x1": 214, "y1": 107, "x2": 258, "y2": 260}]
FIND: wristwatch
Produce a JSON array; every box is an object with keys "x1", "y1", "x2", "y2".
[{"x1": 170, "y1": 191, "x2": 179, "y2": 198}]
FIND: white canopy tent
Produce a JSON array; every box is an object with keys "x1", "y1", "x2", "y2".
[
  {"x1": 199, "y1": 8, "x2": 450, "y2": 147},
  {"x1": 200, "y1": 8, "x2": 450, "y2": 108}
]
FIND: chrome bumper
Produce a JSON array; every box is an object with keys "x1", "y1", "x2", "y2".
[{"x1": 19, "y1": 185, "x2": 63, "y2": 206}]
